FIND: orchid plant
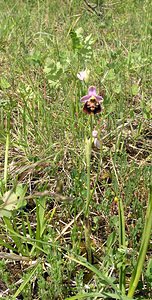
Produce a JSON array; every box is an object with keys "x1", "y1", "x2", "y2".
[{"x1": 79, "y1": 86, "x2": 103, "y2": 264}]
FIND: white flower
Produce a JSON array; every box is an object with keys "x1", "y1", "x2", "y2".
[
  {"x1": 77, "y1": 69, "x2": 90, "y2": 82},
  {"x1": 92, "y1": 130, "x2": 98, "y2": 138},
  {"x1": 92, "y1": 130, "x2": 101, "y2": 149},
  {"x1": 94, "y1": 138, "x2": 101, "y2": 149}
]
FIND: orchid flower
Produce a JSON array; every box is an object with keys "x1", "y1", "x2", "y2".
[{"x1": 80, "y1": 86, "x2": 103, "y2": 114}]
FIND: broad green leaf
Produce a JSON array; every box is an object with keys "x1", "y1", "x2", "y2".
[
  {"x1": 16, "y1": 184, "x2": 27, "y2": 209},
  {"x1": 0, "y1": 209, "x2": 12, "y2": 217},
  {"x1": 1, "y1": 191, "x2": 17, "y2": 211}
]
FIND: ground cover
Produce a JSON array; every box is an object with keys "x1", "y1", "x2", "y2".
[{"x1": 0, "y1": 0, "x2": 151, "y2": 299}]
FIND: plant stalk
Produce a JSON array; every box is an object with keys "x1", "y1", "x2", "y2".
[
  {"x1": 4, "y1": 132, "x2": 10, "y2": 189},
  {"x1": 118, "y1": 197, "x2": 126, "y2": 295},
  {"x1": 128, "y1": 186, "x2": 152, "y2": 298},
  {"x1": 84, "y1": 114, "x2": 94, "y2": 264}
]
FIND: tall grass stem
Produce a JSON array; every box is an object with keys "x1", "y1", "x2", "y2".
[
  {"x1": 128, "y1": 186, "x2": 152, "y2": 298},
  {"x1": 4, "y1": 132, "x2": 10, "y2": 189},
  {"x1": 118, "y1": 197, "x2": 126, "y2": 295}
]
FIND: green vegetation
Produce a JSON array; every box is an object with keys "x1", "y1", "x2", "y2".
[{"x1": 0, "y1": 0, "x2": 151, "y2": 299}]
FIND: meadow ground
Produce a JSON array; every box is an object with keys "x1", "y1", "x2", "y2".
[{"x1": 0, "y1": 0, "x2": 152, "y2": 299}]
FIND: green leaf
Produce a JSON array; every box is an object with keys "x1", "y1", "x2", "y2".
[
  {"x1": 12, "y1": 261, "x2": 40, "y2": 299},
  {"x1": 65, "y1": 291, "x2": 135, "y2": 300},
  {"x1": 107, "y1": 231, "x2": 116, "y2": 248},
  {"x1": 114, "y1": 84, "x2": 121, "y2": 94},
  {"x1": 131, "y1": 84, "x2": 139, "y2": 96},
  {"x1": 1, "y1": 191, "x2": 17, "y2": 211},
  {"x1": 16, "y1": 184, "x2": 27, "y2": 209},
  {"x1": 128, "y1": 187, "x2": 152, "y2": 297},
  {"x1": 0, "y1": 209, "x2": 12, "y2": 217},
  {"x1": 0, "y1": 77, "x2": 11, "y2": 89},
  {"x1": 65, "y1": 254, "x2": 120, "y2": 294},
  {"x1": 146, "y1": 258, "x2": 152, "y2": 285},
  {"x1": 70, "y1": 30, "x2": 81, "y2": 51},
  {"x1": 0, "y1": 185, "x2": 27, "y2": 216},
  {"x1": 107, "y1": 69, "x2": 115, "y2": 80}
]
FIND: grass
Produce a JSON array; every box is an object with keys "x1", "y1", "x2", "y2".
[{"x1": 0, "y1": 0, "x2": 152, "y2": 299}]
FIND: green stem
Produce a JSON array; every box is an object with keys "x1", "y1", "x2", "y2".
[
  {"x1": 85, "y1": 114, "x2": 94, "y2": 218},
  {"x1": 84, "y1": 114, "x2": 94, "y2": 264},
  {"x1": 128, "y1": 186, "x2": 152, "y2": 298},
  {"x1": 4, "y1": 132, "x2": 10, "y2": 188},
  {"x1": 85, "y1": 139, "x2": 91, "y2": 218},
  {"x1": 84, "y1": 217, "x2": 92, "y2": 264},
  {"x1": 118, "y1": 197, "x2": 126, "y2": 295}
]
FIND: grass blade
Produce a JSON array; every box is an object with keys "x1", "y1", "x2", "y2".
[
  {"x1": 118, "y1": 197, "x2": 126, "y2": 295},
  {"x1": 66, "y1": 292, "x2": 135, "y2": 300},
  {"x1": 128, "y1": 186, "x2": 152, "y2": 297},
  {"x1": 65, "y1": 253, "x2": 121, "y2": 296},
  {"x1": 12, "y1": 261, "x2": 40, "y2": 299}
]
